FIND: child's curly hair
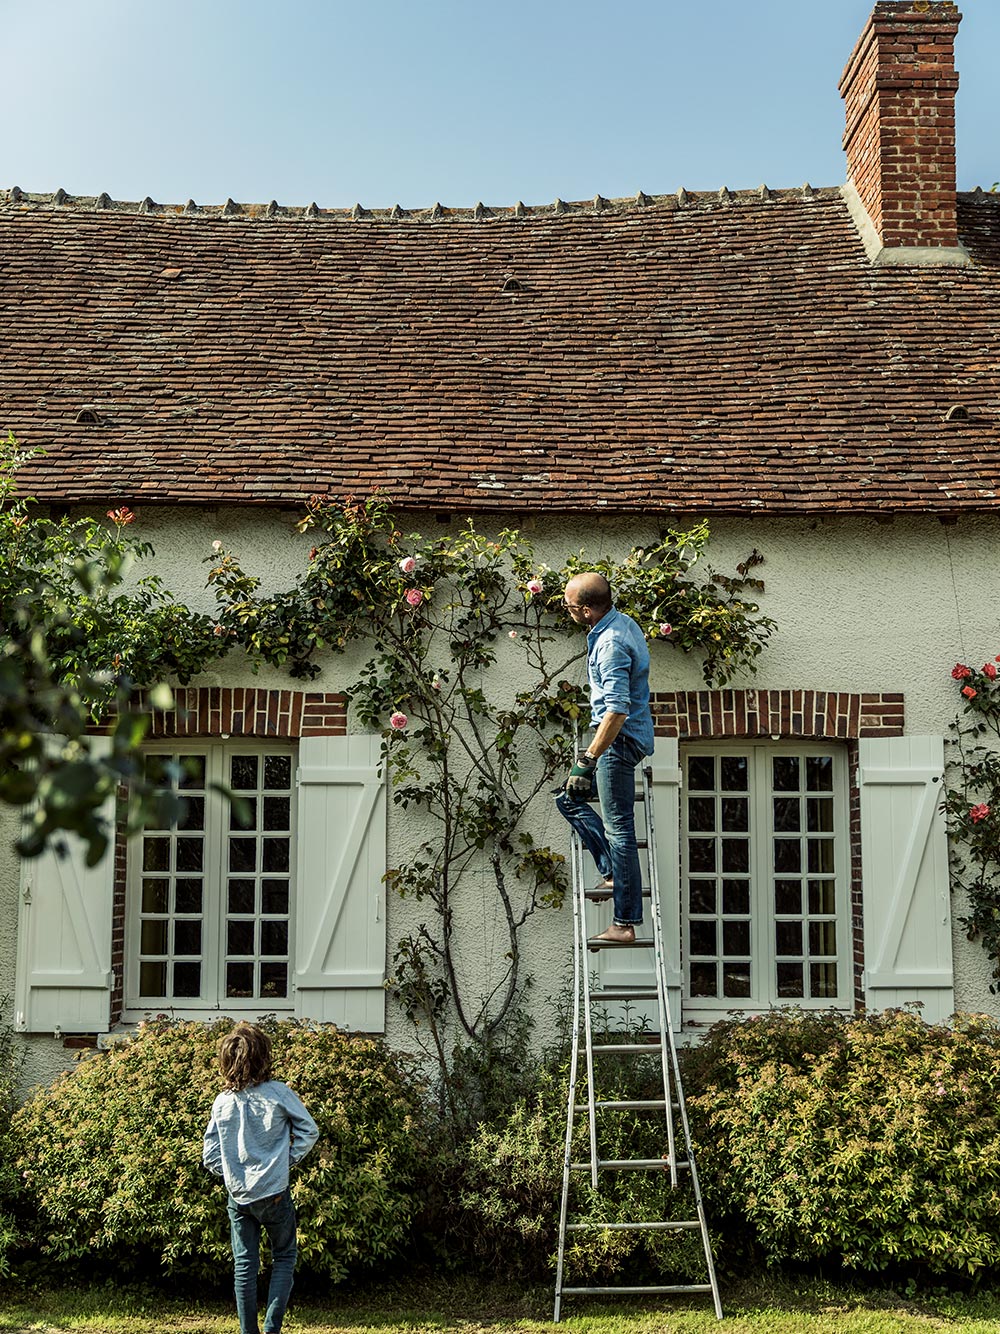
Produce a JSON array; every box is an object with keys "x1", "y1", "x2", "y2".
[{"x1": 217, "y1": 1022, "x2": 273, "y2": 1091}]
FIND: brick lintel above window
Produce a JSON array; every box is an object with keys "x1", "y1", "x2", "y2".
[
  {"x1": 652, "y1": 690, "x2": 904, "y2": 742},
  {"x1": 99, "y1": 687, "x2": 348, "y2": 740}
]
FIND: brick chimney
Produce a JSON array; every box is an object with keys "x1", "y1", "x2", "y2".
[{"x1": 839, "y1": 1, "x2": 967, "y2": 267}]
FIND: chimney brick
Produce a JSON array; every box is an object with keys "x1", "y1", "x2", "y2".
[{"x1": 839, "y1": 2, "x2": 964, "y2": 262}]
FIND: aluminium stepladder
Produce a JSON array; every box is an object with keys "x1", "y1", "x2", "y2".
[{"x1": 553, "y1": 764, "x2": 723, "y2": 1321}]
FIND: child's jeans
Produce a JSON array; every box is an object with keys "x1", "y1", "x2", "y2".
[{"x1": 227, "y1": 1187, "x2": 297, "y2": 1334}]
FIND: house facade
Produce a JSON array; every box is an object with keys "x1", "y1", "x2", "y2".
[{"x1": 2, "y1": 1, "x2": 999, "y2": 1087}]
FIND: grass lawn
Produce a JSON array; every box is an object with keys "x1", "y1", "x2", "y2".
[{"x1": 3, "y1": 1276, "x2": 1000, "y2": 1334}]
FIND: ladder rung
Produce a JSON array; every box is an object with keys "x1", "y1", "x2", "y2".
[
  {"x1": 559, "y1": 1284, "x2": 713, "y2": 1296},
  {"x1": 587, "y1": 937, "x2": 656, "y2": 950},
  {"x1": 566, "y1": 1219, "x2": 700, "y2": 1232},
  {"x1": 588, "y1": 988, "x2": 659, "y2": 1001},
  {"x1": 595, "y1": 1098, "x2": 673, "y2": 1110},
  {"x1": 584, "y1": 888, "x2": 651, "y2": 901},
  {"x1": 591, "y1": 1042, "x2": 662, "y2": 1054},
  {"x1": 571, "y1": 1158, "x2": 690, "y2": 1172}
]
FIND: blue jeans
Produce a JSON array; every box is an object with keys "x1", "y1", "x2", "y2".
[
  {"x1": 555, "y1": 733, "x2": 645, "y2": 925},
  {"x1": 227, "y1": 1188, "x2": 298, "y2": 1334}
]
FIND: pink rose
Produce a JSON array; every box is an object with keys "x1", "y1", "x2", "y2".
[
  {"x1": 212, "y1": 539, "x2": 223, "y2": 552},
  {"x1": 399, "y1": 556, "x2": 417, "y2": 574},
  {"x1": 389, "y1": 711, "x2": 408, "y2": 730},
  {"x1": 405, "y1": 588, "x2": 423, "y2": 607},
  {"x1": 963, "y1": 685, "x2": 978, "y2": 699},
  {"x1": 984, "y1": 662, "x2": 998, "y2": 680},
  {"x1": 431, "y1": 677, "x2": 442, "y2": 691},
  {"x1": 952, "y1": 663, "x2": 973, "y2": 680},
  {"x1": 509, "y1": 630, "x2": 518, "y2": 639},
  {"x1": 971, "y1": 803, "x2": 991, "y2": 824},
  {"x1": 106, "y1": 506, "x2": 135, "y2": 526},
  {"x1": 659, "y1": 622, "x2": 673, "y2": 636},
  {"x1": 526, "y1": 578, "x2": 544, "y2": 595}
]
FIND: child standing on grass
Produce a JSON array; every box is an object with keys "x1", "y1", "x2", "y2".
[{"x1": 203, "y1": 1023, "x2": 319, "y2": 1334}]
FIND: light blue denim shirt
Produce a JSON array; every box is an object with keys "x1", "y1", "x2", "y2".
[
  {"x1": 203, "y1": 1079, "x2": 319, "y2": 1205},
  {"x1": 586, "y1": 606, "x2": 655, "y2": 756}
]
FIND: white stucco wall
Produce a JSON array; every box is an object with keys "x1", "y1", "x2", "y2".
[{"x1": 4, "y1": 504, "x2": 998, "y2": 1093}]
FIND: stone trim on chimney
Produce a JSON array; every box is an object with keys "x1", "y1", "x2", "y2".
[{"x1": 839, "y1": 1, "x2": 968, "y2": 267}]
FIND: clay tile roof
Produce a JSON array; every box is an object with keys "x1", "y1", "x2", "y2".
[{"x1": 3, "y1": 184, "x2": 1000, "y2": 514}]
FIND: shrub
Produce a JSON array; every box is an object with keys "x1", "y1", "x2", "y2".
[
  {"x1": 10, "y1": 1017, "x2": 427, "y2": 1282},
  {"x1": 686, "y1": 1008, "x2": 1000, "y2": 1278},
  {"x1": 0, "y1": 1001, "x2": 24, "y2": 1276}
]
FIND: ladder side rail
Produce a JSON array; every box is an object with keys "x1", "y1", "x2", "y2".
[
  {"x1": 642, "y1": 765, "x2": 679, "y2": 1187},
  {"x1": 553, "y1": 833, "x2": 587, "y2": 1323},
  {"x1": 575, "y1": 831, "x2": 600, "y2": 1190}
]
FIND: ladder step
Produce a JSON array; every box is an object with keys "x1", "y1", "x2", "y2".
[
  {"x1": 584, "y1": 888, "x2": 651, "y2": 901},
  {"x1": 595, "y1": 1098, "x2": 674, "y2": 1110},
  {"x1": 566, "y1": 1219, "x2": 700, "y2": 1232},
  {"x1": 559, "y1": 1284, "x2": 713, "y2": 1296},
  {"x1": 591, "y1": 1042, "x2": 663, "y2": 1054},
  {"x1": 588, "y1": 988, "x2": 659, "y2": 1001},
  {"x1": 587, "y1": 937, "x2": 656, "y2": 950},
  {"x1": 571, "y1": 1158, "x2": 690, "y2": 1172}
]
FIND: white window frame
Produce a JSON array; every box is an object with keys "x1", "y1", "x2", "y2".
[
  {"x1": 681, "y1": 740, "x2": 852, "y2": 1023},
  {"x1": 125, "y1": 741, "x2": 297, "y2": 1020}
]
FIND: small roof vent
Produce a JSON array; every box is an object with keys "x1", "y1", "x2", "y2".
[
  {"x1": 75, "y1": 406, "x2": 101, "y2": 425},
  {"x1": 501, "y1": 277, "x2": 525, "y2": 293},
  {"x1": 944, "y1": 403, "x2": 970, "y2": 422}
]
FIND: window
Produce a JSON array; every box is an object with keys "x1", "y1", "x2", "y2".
[
  {"x1": 126, "y1": 744, "x2": 296, "y2": 1012},
  {"x1": 681, "y1": 743, "x2": 850, "y2": 1014}
]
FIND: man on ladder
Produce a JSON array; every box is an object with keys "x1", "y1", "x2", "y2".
[{"x1": 555, "y1": 571, "x2": 655, "y2": 944}]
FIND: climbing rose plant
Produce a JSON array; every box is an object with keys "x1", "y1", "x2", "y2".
[
  {"x1": 208, "y1": 491, "x2": 775, "y2": 1077},
  {"x1": 944, "y1": 656, "x2": 1000, "y2": 991}
]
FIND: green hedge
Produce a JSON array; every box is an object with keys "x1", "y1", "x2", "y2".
[{"x1": 8, "y1": 1018, "x2": 427, "y2": 1281}]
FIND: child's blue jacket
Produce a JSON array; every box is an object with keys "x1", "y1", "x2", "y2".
[{"x1": 203, "y1": 1079, "x2": 319, "y2": 1204}]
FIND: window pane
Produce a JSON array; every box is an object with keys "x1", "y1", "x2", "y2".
[
  {"x1": 230, "y1": 797, "x2": 257, "y2": 831},
  {"x1": 228, "y1": 921, "x2": 255, "y2": 955},
  {"x1": 807, "y1": 840, "x2": 835, "y2": 874},
  {"x1": 175, "y1": 878, "x2": 203, "y2": 913},
  {"x1": 721, "y1": 797, "x2": 749, "y2": 832},
  {"x1": 264, "y1": 755, "x2": 292, "y2": 790},
  {"x1": 141, "y1": 920, "x2": 167, "y2": 954},
  {"x1": 262, "y1": 880, "x2": 290, "y2": 915},
  {"x1": 261, "y1": 962, "x2": 288, "y2": 999},
  {"x1": 688, "y1": 839, "x2": 716, "y2": 873},
  {"x1": 173, "y1": 961, "x2": 201, "y2": 997},
  {"x1": 722, "y1": 840, "x2": 749, "y2": 873},
  {"x1": 263, "y1": 796, "x2": 291, "y2": 832},
  {"x1": 228, "y1": 879, "x2": 256, "y2": 914},
  {"x1": 690, "y1": 961, "x2": 717, "y2": 997},
  {"x1": 262, "y1": 839, "x2": 290, "y2": 874},
  {"x1": 226, "y1": 962, "x2": 254, "y2": 998},
  {"x1": 687, "y1": 755, "x2": 715, "y2": 791},
  {"x1": 174, "y1": 920, "x2": 202, "y2": 955},
  {"x1": 809, "y1": 921, "x2": 837, "y2": 956},
  {"x1": 176, "y1": 838, "x2": 204, "y2": 872},
  {"x1": 774, "y1": 879, "x2": 802, "y2": 914},
  {"x1": 261, "y1": 921, "x2": 288, "y2": 955},
  {"x1": 810, "y1": 962, "x2": 839, "y2": 998},
  {"x1": 722, "y1": 920, "x2": 750, "y2": 955},
  {"x1": 687, "y1": 797, "x2": 715, "y2": 832},
  {"x1": 807, "y1": 798, "x2": 834, "y2": 833},
  {"x1": 720, "y1": 756, "x2": 748, "y2": 792},
  {"x1": 808, "y1": 879, "x2": 836, "y2": 915},
  {"x1": 722, "y1": 879, "x2": 749, "y2": 915},
  {"x1": 178, "y1": 796, "x2": 205, "y2": 831},
  {"x1": 773, "y1": 839, "x2": 802, "y2": 873},
  {"x1": 690, "y1": 921, "x2": 717, "y2": 955},
  {"x1": 143, "y1": 839, "x2": 170, "y2": 873},
  {"x1": 140, "y1": 961, "x2": 166, "y2": 996},
  {"x1": 689, "y1": 879, "x2": 716, "y2": 914},
  {"x1": 776, "y1": 921, "x2": 803, "y2": 955},
  {"x1": 806, "y1": 755, "x2": 834, "y2": 792},
  {"x1": 777, "y1": 962, "x2": 804, "y2": 997},
  {"x1": 772, "y1": 756, "x2": 800, "y2": 791},
  {"x1": 145, "y1": 754, "x2": 171, "y2": 787},
  {"x1": 142, "y1": 879, "x2": 169, "y2": 913},
  {"x1": 772, "y1": 798, "x2": 800, "y2": 832},
  {"x1": 723, "y1": 964, "x2": 751, "y2": 998},
  {"x1": 231, "y1": 755, "x2": 259, "y2": 791},
  {"x1": 178, "y1": 755, "x2": 206, "y2": 789},
  {"x1": 229, "y1": 838, "x2": 257, "y2": 873}
]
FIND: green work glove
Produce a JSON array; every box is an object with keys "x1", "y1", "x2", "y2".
[{"x1": 565, "y1": 751, "x2": 597, "y2": 799}]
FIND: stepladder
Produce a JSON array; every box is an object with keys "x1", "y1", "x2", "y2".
[{"x1": 553, "y1": 764, "x2": 723, "y2": 1322}]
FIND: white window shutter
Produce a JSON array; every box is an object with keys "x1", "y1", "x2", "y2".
[
  {"x1": 14, "y1": 735, "x2": 116, "y2": 1034},
  {"x1": 294, "y1": 733, "x2": 387, "y2": 1031},
  {"x1": 859, "y1": 735, "x2": 954, "y2": 1022},
  {"x1": 592, "y1": 742, "x2": 682, "y2": 1028}
]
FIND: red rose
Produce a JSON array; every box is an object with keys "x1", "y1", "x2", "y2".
[
  {"x1": 952, "y1": 663, "x2": 973, "y2": 680},
  {"x1": 963, "y1": 686, "x2": 978, "y2": 699},
  {"x1": 984, "y1": 663, "x2": 998, "y2": 680}
]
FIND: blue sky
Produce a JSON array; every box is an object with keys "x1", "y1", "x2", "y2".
[{"x1": 5, "y1": 0, "x2": 999, "y2": 208}]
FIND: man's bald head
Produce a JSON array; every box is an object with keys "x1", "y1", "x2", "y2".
[{"x1": 566, "y1": 572, "x2": 612, "y2": 614}]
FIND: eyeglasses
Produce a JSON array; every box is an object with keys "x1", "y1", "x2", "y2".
[{"x1": 563, "y1": 601, "x2": 586, "y2": 610}]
